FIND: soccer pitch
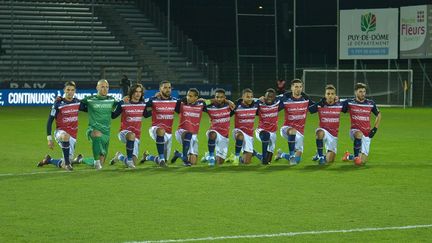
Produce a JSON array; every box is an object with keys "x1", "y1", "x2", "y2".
[{"x1": 1, "y1": 107, "x2": 431, "y2": 242}]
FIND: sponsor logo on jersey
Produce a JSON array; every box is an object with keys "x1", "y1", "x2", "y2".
[
  {"x1": 288, "y1": 114, "x2": 306, "y2": 120},
  {"x1": 352, "y1": 115, "x2": 369, "y2": 121},
  {"x1": 184, "y1": 111, "x2": 201, "y2": 118},
  {"x1": 62, "y1": 117, "x2": 78, "y2": 123},
  {"x1": 127, "y1": 117, "x2": 142, "y2": 122},
  {"x1": 321, "y1": 117, "x2": 340, "y2": 123},
  {"x1": 154, "y1": 106, "x2": 176, "y2": 112},
  {"x1": 156, "y1": 114, "x2": 174, "y2": 120},
  {"x1": 213, "y1": 117, "x2": 231, "y2": 123}
]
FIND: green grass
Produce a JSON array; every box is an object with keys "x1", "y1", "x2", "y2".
[{"x1": 0, "y1": 107, "x2": 431, "y2": 242}]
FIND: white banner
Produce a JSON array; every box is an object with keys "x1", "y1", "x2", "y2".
[
  {"x1": 400, "y1": 5, "x2": 432, "y2": 59},
  {"x1": 339, "y1": 8, "x2": 398, "y2": 60}
]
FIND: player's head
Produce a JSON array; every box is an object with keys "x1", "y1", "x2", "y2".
[
  {"x1": 214, "y1": 88, "x2": 226, "y2": 105},
  {"x1": 324, "y1": 84, "x2": 336, "y2": 104},
  {"x1": 291, "y1": 79, "x2": 303, "y2": 97},
  {"x1": 242, "y1": 88, "x2": 254, "y2": 105},
  {"x1": 354, "y1": 83, "x2": 367, "y2": 101},
  {"x1": 186, "y1": 88, "x2": 199, "y2": 104},
  {"x1": 277, "y1": 79, "x2": 286, "y2": 89},
  {"x1": 159, "y1": 80, "x2": 172, "y2": 98},
  {"x1": 96, "y1": 79, "x2": 109, "y2": 96},
  {"x1": 63, "y1": 81, "x2": 76, "y2": 100},
  {"x1": 129, "y1": 83, "x2": 145, "y2": 102},
  {"x1": 264, "y1": 88, "x2": 276, "y2": 104}
]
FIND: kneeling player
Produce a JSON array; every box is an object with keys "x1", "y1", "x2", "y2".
[
  {"x1": 171, "y1": 88, "x2": 205, "y2": 166},
  {"x1": 253, "y1": 88, "x2": 282, "y2": 164},
  {"x1": 342, "y1": 83, "x2": 381, "y2": 165},
  {"x1": 110, "y1": 84, "x2": 150, "y2": 168},
  {"x1": 308, "y1": 84, "x2": 343, "y2": 164},
  {"x1": 140, "y1": 80, "x2": 178, "y2": 167},
  {"x1": 230, "y1": 88, "x2": 258, "y2": 165},
  {"x1": 201, "y1": 89, "x2": 232, "y2": 166},
  {"x1": 37, "y1": 81, "x2": 80, "y2": 171},
  {"x1": 275, "y1": 79, "x2": 313, "y2": 165}
]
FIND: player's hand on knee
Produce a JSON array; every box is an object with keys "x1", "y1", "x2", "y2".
[{"x1": 369, "y1": 127, "x2": 378, "y2": 138}]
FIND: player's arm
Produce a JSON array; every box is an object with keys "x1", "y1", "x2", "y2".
[
  {"x1": 341, "y1": 99, "x2": 349, "y2": 113},
  {"x1": 46, "y1": 103, "x2": 58, "y2": 149},
  {"x1": 175, "y1": 99, "x2": 182, "y2": 114},
  {"x1": 79, "y1": 96, "x2": 88, "y2": 112},
  {"x1": 308, "y1": 97, "x2": 325, "y2": 114},
  {"x1": 111, "y1": 101, "x2": 122, "y2": 119},
  {"x1": 369, "y1": 105, "x2": 381, "y2": 138}
]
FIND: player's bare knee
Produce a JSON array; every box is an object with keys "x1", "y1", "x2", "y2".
[
  {"x1": 60, "y1": 133, "x2": 70, "y2": 142},
  {"x1": 288, "y1": 128, "x2": 297, "y2": 135},
  {"x1": 156, "y1": 128, "x2": 165, "y2": 136},
  {"x1": 208, "y1": 131, "x2": 217, "y2": 140},
  {"x1": 235, "y1": 132, "x2": 244, "y2": 141},
  {"x1": 316, "y1": 130, "x2": 324, "y2": 139},
  {"x1": 91, "y1": 130, "x2": 102, "y2": 138},
  {"x1": 354, "y1": 131, "x2": 363, "y2": 139},
  {"x1": 126, "y1": 132, "x2": 135, "y2": 141}
]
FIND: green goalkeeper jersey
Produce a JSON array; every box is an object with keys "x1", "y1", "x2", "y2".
[{"x1": 81, "y1": 95, "x2": 118, "y2": 135}]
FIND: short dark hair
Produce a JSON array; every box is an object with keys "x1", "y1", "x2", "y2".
[
  {"x1": 242, "y1": 88, "x2": 253, "y2": 95},
  {"x1": 188, "y1": 88, "x2": 199, "y2": 97},
  {"x1": 64, "y1": 81, "x2": 76, "y2": 88},
  {"x1": 159, "y1": 80, "x2": 171, "y2": 87},
  {"x1": 325, "y1": 84, "x2": 336, "y2": 91},
  {"x1": 291, "y1": 79, "x2": 303, "y2": 85},
  {"x1": 265, "y1": 88, "x2": 276, "y2": 94},
  {"x1": 354, "y1": 83, "x2": 367, "y2": 91},
  {"x1": 214, "y1": 88, "x2": 226, "y2": 95},
  {"x1": 128, "y1": 84, "x2": 145, "y2": 102}
]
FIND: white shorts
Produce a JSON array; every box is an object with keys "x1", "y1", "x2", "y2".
[
  {"x1": 350, "y1": 129, "x2": 371, "y2": 156},
  {"x1": 232, "y1": 128, "x2": 254, "y2": 153},
  {"x1": 280, "y1": 126, "x2": 304, "y2": 152},
  {"x1": 255, "y1": 128, "x2": 277, "y2": 153},
  {"x1": 316, "y1": 128, "x2": 338, "y2": 154},
  {"x1": 149, "y1": 126, "x2": 173, "y2": 159},
  {"x1": 175, "y1": 129, "x2": 199, "y2": 155},
  {"x1": 206, "y1": 130, "x2": 229, "y2": 159},
  {"x1": 117, "y1": 130, "x2": 140, "y2": 157},
  {"x1": 54, "y1": 129, "x2": 76, "y2": 157}
]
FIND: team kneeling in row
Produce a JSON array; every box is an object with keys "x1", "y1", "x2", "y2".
[{"x1": 37, "y1": 78, "x2": 381, "y2": 171}]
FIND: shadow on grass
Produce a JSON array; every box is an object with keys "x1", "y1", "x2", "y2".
[{"x1": 1, "y1": 161, "x2": 430, "y2": 181}]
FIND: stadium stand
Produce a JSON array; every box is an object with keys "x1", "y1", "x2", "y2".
[{"x1": 0, "y1": 0, "x2": 210, "y2": 84}]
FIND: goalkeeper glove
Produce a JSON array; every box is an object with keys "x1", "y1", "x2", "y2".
[{"x1": 369, "y1": 127, "x2": 378, "y2": 138}]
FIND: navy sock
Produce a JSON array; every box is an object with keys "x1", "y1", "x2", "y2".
[
  {"x1": 288, "y1": 134, "x2": 296, "y2": 155},
  {"x1": 156, "y1": 135, "x2": 165, "y2": 157},
  {"x1": 48, "y1": 159, "x2": 62, "y2": 167},
  {"x1": 354, "y1": 138, "x2": 361, "y2": 157},
  {"x1": 147, "y1": 154, "x2": 156, "y2": 161},
  {"x1": 61, "y1": 141, "x2": 70, "y2": 165},
  {"x1": 126, "y1": 140, "x2": 134, "y2": 160},
  {"x1": 235, "y1": 139, "x2": 243, "y2": 156},
  {"x1": 253, "y1": 150, "x2": 263, "y2": 161},
  {"x1": 208, "y1": 138, "x2": 216, "y2": 157},
  {"x1": 316, "y1": 139, "x2": 324, "y2": 157},
  {"x1": 182, "y1": 132, "x2": 192, "y2": 162},
  {"x1": 259, "y1": 131, "x2": 270, "y2": 163}
]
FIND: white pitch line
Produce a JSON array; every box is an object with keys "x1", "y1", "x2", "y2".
[
  {"x1": 127, "y1": 224, "x2": 432, "y2": 243},
  {"x1": 0, "y1": 169, "x2": 93, "y2": 177}
]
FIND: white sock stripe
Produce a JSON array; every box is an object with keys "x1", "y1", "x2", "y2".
[{"x1": 125, "y1": 224, "x2": 432, "y2": 243}]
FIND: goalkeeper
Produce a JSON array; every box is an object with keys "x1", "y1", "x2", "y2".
[{"x1": 80, "y1": 79, "x2": 119, "y2": 170}]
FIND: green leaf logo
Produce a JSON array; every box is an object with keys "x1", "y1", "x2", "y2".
[{"x1": 361, "y1": 12, "x2": 376, "y2": 34}]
